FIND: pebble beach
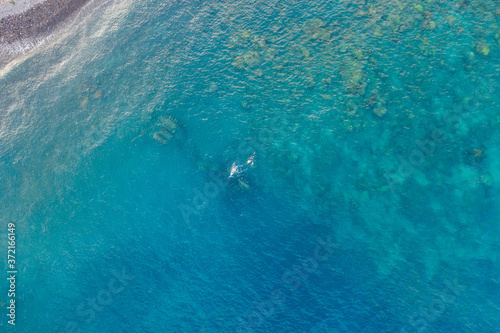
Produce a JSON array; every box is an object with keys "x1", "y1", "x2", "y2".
[{"x1": 0, "y1": 0, "x2": 96, "y2": 58}]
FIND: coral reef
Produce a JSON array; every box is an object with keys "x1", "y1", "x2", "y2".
[
  {"x1": 204, "y1": 0, "x2": 499, "y2": 288},
  {"x1": 340, "y1": 56, "x2": 367, "y2": 95}
]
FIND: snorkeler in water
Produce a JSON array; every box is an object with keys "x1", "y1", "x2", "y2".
[
  {"x1": 228, "y1": 162, "x2": 241, "y2": 179},
  {"x1": 246, "y1": 152, "x2": 256, "y2": 166},
  {"x1": 229, "y1": 153, "x2": 256, "y2": 178}
]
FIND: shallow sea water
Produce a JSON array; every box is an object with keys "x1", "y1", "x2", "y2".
[{"x1": 0, "y1": 0, "x2": 500, "y2": 332}]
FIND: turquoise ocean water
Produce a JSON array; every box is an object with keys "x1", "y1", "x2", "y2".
[{"x1": 1, "y1": 0, "x2": 499, "y2": 331}]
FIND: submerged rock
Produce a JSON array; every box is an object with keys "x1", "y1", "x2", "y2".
[
  {"x1": 302, "y1": 18, "x2": 331, "y2": 40},
  {"x1": 315, "y1": 28, "x2": 331, "y2": 40},
  {"x1": 263, "y1": 48, "x2": 278, "y2": 61},
  {"x1": 241, "y1": 99, "x2": 252, "y2": 109},
  {"x1": 414, "y1": 4, "x2": 424, "y2": 12},
  {"x1": 238, "y1": 178, "x2": 251, "y2": 190},
  {"x1": 301, "y1": 46, "x2": 311, "y2": 58},
  {"x1": 254, "y1": 69, "x2": 264, "y2": 77},
  {"x1": 373, "y1": 105, "x2": 387, "y2": 117},
  {"x1": 207, "y1": 82, "x2": 218, "y2": 92},
  {"x1": 243, "y1": 51, "x2": 261, "y2": 67},
  {"x1": 475, "y1": 43, "x2": 490, "y2": 56},
  {"x1": 481, "y1": 174, "x2": 493, "y2": 186},
  {"x1": 80, "y1": 96, "x2": 89, "y2": 108},
  {"x1": 232, "y1": 56, "x2": 245, "y2": 69},
  {"x1": 353, "y1": 49, "x2": 363, "y2": 60},
  {"x1": 302, "y1": 18, "x2": 325, "y2": 35},
  {"x1": 340, "y1": 56, "x2": 367, "y2": 95}
]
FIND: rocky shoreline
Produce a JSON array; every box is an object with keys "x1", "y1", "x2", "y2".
[{"x1": 0, "y1": 0, "x2": 95, "y2": 58}]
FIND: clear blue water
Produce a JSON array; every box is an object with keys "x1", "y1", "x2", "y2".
[{"x1": 1, "y1": 0, "x2": 500, "y2": 332}]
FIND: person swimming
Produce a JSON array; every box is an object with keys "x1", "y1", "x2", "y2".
[
  {"x1": 228, "y1": 162, "x2": 241, "y2": 179},
  {"x1": 246, "y1": 152, "x2": 256, "y2": 166},
  {"x1": 229, "y1": 153, "x2": 256, "y2": 178}
]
